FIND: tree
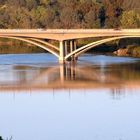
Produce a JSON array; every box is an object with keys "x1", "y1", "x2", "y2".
[
  {"x1": 100, "y1": 0, "x2": 124, "y2": 28},
  {"x1": 0, "y1": 0, "x2": 139, "y2": 29},
  {"x1": 98, "y1": 6, "x2": 106, "y2": 28},
  {"x1": 6, "y1": 0, "x2": 26, "y2": 7},
  {"x1": 85, "y1": 10, "x2": 100, "y2": 28},
  {"x1": 0, "y1": 8, "x2": 10, "y2": 28},
  {"x1": 25, "y1": 0, "x2": 38, "y2": 10},
  {"x1": 121, "y1": 10, "x2": 140, "y2": 28},
  {"x1": 30, "y1": 6, "x2": 56, "y2": 28}
]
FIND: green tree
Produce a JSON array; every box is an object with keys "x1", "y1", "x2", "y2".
[
  {"x1": 121, "y1": 10, "x2": 140, "y2": 28},
  {"x1": 30, "y1": 6, "x2": 55, "y2": 28},
  {"x1": 85, "y1": 10, "x2": 100, "y2": 28},
  {"x1": 0, "y1": 8, "x2": 10, "y2": 28},
  {"x1": 8, "y1": 7, "x2": 31, "y2": 28},
  {"x1": 6, "y1": 0, "x2": 26, "y2": 7},
  {"x1": 25, "y1": 0, "x2": 38, "y2": 10}
]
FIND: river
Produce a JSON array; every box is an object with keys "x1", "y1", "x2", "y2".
[{"x1": 0, "y1": 53, "x2": 140, "y2": 140}]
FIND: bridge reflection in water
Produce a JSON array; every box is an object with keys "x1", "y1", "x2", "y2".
[{"x1": 0, "y1": 61, "x2": 140, "y2": 96}]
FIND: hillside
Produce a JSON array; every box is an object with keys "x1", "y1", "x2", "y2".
[
  {"x1": 123, "y1": 0, "x2": 140, "y2": 10},
  {"x1": 0, "y1": 0, "x2": 139, "y2": 29}
]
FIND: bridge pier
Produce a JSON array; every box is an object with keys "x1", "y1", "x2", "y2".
[
  {"x1": 70, "y1": 40, "x2": 75, "y2": 61},
  {"x1": 59, "y1": 41, "x2": 65, "y2": 63},
  {"x1": 69, "y1": 40, "x2": 78, "y2": 61},
  {"x1": 59, "y1": 40, "x2": 77, "y2": 63}
]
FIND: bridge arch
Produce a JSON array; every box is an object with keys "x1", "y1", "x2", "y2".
[
  {"x1": 65, "y1": 36, "x2": 140, "y2": 60},
  {"x1": 0, "y1": 36, "x2": 59, "y2": 58}
]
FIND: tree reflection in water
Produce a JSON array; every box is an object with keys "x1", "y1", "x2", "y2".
[{"x1": 0, "y1": 136, "x2": 12, "y2": 140}]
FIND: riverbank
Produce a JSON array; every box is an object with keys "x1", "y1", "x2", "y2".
[
  {"x1": 0, "y1": 38, "x2": 140, "y2": 58},
  {"x1": 0, "y1": 39, "x2": 46, "y2": 54},
  {"x1": 84, "y1": 38, "x2": 140, "y2": 58},
  {"x1": 114, "y1": 45, "x2": 140, "y2": 57}
]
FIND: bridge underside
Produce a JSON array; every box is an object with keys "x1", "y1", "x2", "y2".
[{"x1": 0, "y1": 35, "x2": 140, "y2": 63}]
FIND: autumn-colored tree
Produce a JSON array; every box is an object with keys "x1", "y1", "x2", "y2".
[
  {"x1": 101, "y1": 0, "x2": 124, "y2": 28},
  {"x1": 0, "y1": 0, "x2": 139, "y2": 29},
  {"x1": 121, "y1": 10, "x2": 140, "y2": 28}
]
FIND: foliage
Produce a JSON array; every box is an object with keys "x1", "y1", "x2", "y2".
[
  {"x1": 121, "y1": 10, "x2": 140, "y2": 28},
  {"x1": 127, "y1": 45, "x2": 140, "y2": 57},
  {"x1": 0, "y1": 136, "x2": 3, "y2": 140},
  {"x1": 0, "y1": 0, "x2": 139, "y2": 29}
]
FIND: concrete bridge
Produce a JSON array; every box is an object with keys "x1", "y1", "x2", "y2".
[{"x1": 0, "y1": 29, "x2": 140, "y2": 63}]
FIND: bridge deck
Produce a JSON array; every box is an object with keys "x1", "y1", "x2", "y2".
[{"x1": 0, "y1": 29, "x2": 140, "y2": 40}]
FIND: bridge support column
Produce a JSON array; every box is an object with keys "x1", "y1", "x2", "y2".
[
  {"x1": 59, "y1": 41, "x2": 65, "y2": 63},
  {"x1": 59, "y1": 40, "x2": 78, "y2": 63},
  {"x1": 64, "y1": 41, "x2": 68, "y2": 56},
  {"x1": 74, "y1": 40, "x2": 78, "y2": 60},
  {"x1": 70, "y1": 40, "x2": 74, "y2": 61},
  {"x1": 70, "y1": 40, "x2": 78, "y2": 61}
]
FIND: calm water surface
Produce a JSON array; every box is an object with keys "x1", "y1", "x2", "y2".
[{"x1": 0, "y1": 53, "x2": 140, "y2": 140}]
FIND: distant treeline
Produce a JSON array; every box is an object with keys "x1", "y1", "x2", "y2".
[{"x1": 0, "y1": 0, "x2": 140, "y2": 29}]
